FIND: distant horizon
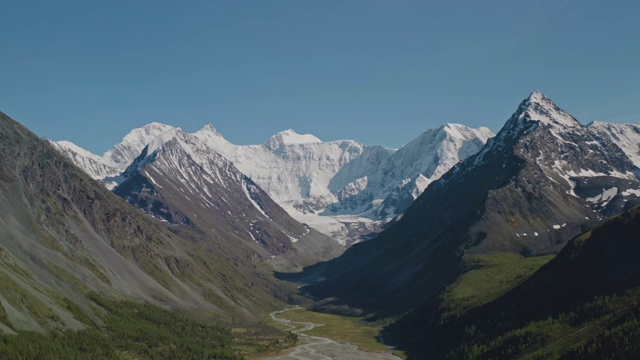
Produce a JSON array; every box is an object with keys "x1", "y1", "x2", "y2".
[{"x1": 2, "y1": 1, "x2": 638, "y2": 153}]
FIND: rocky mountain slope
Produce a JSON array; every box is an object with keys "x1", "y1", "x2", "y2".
[
  {"x1": 0, "y1": 112, "x2": 304, "y2": 335},
  {"x1": 114, "y1": 127, "x2": 343, "y2": 272},
  {"x1": 303, "y1": 91, "x2": 640, "y2": 317},
  {"x1": 588, "y1": 121, "x2": 640, "y2": 168}
]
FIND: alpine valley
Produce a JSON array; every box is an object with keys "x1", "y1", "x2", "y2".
[{"x1": 3, "y1": 91, "x2": 640, "y2": 359}]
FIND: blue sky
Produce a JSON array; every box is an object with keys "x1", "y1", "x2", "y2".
[{"x1": 1, "y1": 0, "x2": 638, "y2": 153}]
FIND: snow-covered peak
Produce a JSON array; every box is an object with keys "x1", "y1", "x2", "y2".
[
  {"x1": 518, "y1": 91, "x2": 581, "y2": 128},
  {"x1": 193, "y1": 123, "x2": 234, "y2": 155},
  {"x1": 54, "y1": 140, "x2": 104, "y2": 162},
  {"x1": 441, "y1": 123, "x2": 494, "y2": 141},
  {"x1": 384, "y1": 123, "x2": 493, "y2": 186},
  {"x1": 120, "y1": 122, "x2": 176, "y2": 144},
  {"x1": 527, "y1": 90, "x2": 546, "y2": 103},
  {"x1": 103, "y1": 122, "x2": 176, "y2": 168},
  {"x1": 264, "y1": 129, "x2": 322, "y2": 150},
  {"x1": 197, "y1": 123, "x2": 222, "y2": 136},
  {"x1": 145, "y1": 128, "x2": 184, "y2": 155}
]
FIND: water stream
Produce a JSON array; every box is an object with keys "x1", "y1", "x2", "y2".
[{"x1": 263, "y1": 307, "x2": 402, "y2": 360}]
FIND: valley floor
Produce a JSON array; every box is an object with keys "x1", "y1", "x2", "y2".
[{"x1": 258, "y1": 307, "x2": 403, "y2": 360}]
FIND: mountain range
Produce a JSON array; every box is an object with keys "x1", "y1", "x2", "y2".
[
  {"x1": 5, "y1": 89, "x2": 640, "y2": 359},
  {"x1": 50, "y1": 121, "x2": 494, "y2": 245}
]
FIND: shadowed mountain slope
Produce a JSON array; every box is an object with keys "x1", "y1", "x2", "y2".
[
  {"x1": 0, "y1": 112, "x2": 301, "y2": 334},
  {"x1": 303, "y1": 91, "x2": 640, "y2": 318},
  {"x1": 386, "y1": 204, "x2": 640, "y2": 359}
]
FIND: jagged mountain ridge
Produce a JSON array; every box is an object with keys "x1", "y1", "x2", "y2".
[
  {"x1": 47, "y1": 139, "x2": 122, "y2": 180},
  {"x1": 338, "y1": 123, "x2": 494, "y2": 219},
  {"x1": 114, "y1": 128, "x2": 343, "y2": 272},
  {"x1": 192, "y1": 123, "x2": 493, "y2": 221},
  {"x1": 304, "y1": 91, "x2": 640, "y2": 317},
  {"x1": 49, "y1": 95, "x2": 640, "y2": 248},
  {"x1": 52, "y1": 122, "x2": 494, "y2": 245}
]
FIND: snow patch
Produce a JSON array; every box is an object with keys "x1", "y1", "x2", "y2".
[
  {"x1": 241, "y1": 180, "x2": 272, "y2": 221},
  {"x1": 144, "y1": 171, "x2": 162, "y2": 189},
  {"x1": 586, "y1": 187, "x2": 618, "y2": 206},
  {"x1": 622, "y1": 188, "x2": 640, "y2": 197}
]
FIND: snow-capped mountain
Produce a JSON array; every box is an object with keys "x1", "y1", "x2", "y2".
[
  {"x1": 191, "y1": 126, "x2": 396, "y2": 243},
  {"x1": 46, "y1": 93, "x2": 640, "y2": 250},
  {"x1": 103, "y1": 122, "x2": 176, "y2": 168},
  {"x1": 190, "y1": 123, "x2": 494, "y2": 244},
  {"x1": 114, "y1": 128, "x2": 343, "y2": 271},
  {"x1": 51, "y1": 121, "x2": 494, "y2": 245},
  {"x1": 49, "y1": 122, "x2": 176, "y2": 188},
  {"x1": 326, "y1": 123, "x2": 494, "y2": 219},
  {"x1": 192, "y1": 125, "x2": 390, "y2": 204},
  {"x1": 305, "y1": 91, "x2": 640, "y2": 316}
]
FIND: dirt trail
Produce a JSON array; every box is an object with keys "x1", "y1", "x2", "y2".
[{"x1": 264, "y1": 307, "x2": 402, "y2": 360}]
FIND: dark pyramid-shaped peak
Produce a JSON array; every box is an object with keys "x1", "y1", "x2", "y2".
[
  {"x1": 303, "y1": 91, "x2": 640, "y2": 319},
  {"x1": 515, "y1": 91, "x2": 581, "y2": 129}
]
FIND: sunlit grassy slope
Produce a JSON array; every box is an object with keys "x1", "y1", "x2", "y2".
[{"x1": 443, "y1": 252, "x2": 555, "y2": 315}]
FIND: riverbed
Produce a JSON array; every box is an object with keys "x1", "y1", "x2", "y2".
[{"x1": 263, "y1": 307, "x2": 402, "y2": 360}]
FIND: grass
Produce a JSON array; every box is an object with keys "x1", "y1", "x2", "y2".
[
  {"x1": 267, "y1": 307, "x2": 397, "y2": 355},
  {"x1": 0, "y1": 294, "x2": 241, "y2": 359},
  {"x1": 443, "y1": 252, "x2": 555, "y2": 315},
  {"x1": 0, "y1": 290, "x2": 300, "y2": 360}
]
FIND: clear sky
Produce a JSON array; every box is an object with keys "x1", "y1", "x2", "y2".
[{"x1": 1, "y1": 0, "x2": 638, "y2": 153}]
